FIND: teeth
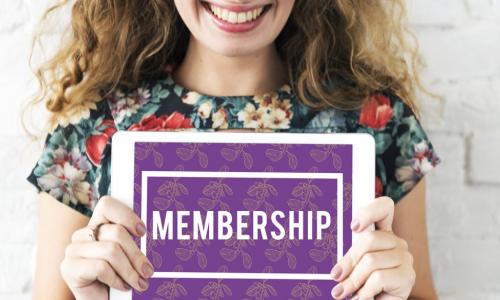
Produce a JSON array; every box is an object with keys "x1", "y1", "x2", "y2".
[
  {"x1": 229, "y1": 11, "x2": 237, "y2": 23},
  {"x1": 237, "y1": 12, "x2": 246, "y2": 23},
  {"x1": 209, "y1": 3, "x2": 265, "y2": 24}
]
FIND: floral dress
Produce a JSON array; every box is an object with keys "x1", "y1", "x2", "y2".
[{"x1": 27, "y1": 71, "x2": 440, "y2": 217}]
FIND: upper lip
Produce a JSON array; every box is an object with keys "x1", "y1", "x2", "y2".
[{"x1": 202, "y1": 1, "x2": 270, "y2": 13}]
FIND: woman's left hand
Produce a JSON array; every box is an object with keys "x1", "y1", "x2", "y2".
[{"x1": 330, "y1": 197, "x2": 416, "y2": 300}]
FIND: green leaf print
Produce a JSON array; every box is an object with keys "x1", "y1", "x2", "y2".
[{"x1": 375, "y1": 133, "x2": 392, "y2": 154}]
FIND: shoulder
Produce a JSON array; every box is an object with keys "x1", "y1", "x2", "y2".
[
  {"x1": 48, "y1": 99, "x2": 117, "y2": 166},
  {"x1": 359, "y1": 91, "x2": 440, "y2": 202},
  {"x1": 305, "y1": 91, "x2": 411, "y2": 131},
  {"x1": 358, "y1": 91, "x2": 413, "y2": 130},
  {"x1": 28, "y1": 99, "x2": 117, "y2": 216},
  {"x1": 305, "y1": 90, "x2": 441, "y2": 203}
]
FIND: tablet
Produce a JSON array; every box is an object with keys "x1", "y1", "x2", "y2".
[{"x1": 110, "y1": 131, "x2": 374, "y2": 300}]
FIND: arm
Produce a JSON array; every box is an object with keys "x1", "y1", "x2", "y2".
[
  {"x1": 32, "y1": 192, "x2": 90, "y2": 300},
  {"x1": 393, "y1": 178, "x2": 438, "y2": 299}
]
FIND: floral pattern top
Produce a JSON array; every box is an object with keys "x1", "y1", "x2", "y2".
[{"x1": 27, "y1": 71, "x2": 440, "y2": 217}]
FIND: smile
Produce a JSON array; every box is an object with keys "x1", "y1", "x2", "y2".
[{"x1": 201, "y1": 1, "x2": 272, "y2": 33}]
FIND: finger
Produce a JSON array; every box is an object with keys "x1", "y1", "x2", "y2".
[
  {"x1": 354, "y1": 261, "x2": 415, "y2": 300},
  {"x1": 90, "y1": 196, "x2": 146, "y2": 237},
  {"x1": 98, "y1": 223, "x2": 154, "y2": 279},
  {"x1": 72, "y1": 226, "x2": 98, "y2": 242},
  {"x1": 351, "y1": 197, "x2": 394, "y2": 232},
  {"x1": 71, "y1": 224, "x2": 154, "y2": 279},
  {"x1": 336, "y1": 248, "x2": 405, "y2": 298},
  {"x1": 352, "y1": 269, "x2": 400, "y2": 300},
  {"x1": 331, "y1": 231, "x2": 402, "y2": 282},
  {"x1": 60, "y1": 257, "x2": 130, "y2": 292},
  {"x1": 66, "y1": 241, "x2": 149, "y2": 292}
]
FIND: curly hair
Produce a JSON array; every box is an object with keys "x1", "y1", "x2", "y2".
[{"x1": 27, "y1": 0, "x2": 426, "y2": 131}]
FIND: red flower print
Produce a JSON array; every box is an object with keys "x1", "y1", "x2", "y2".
[
  {"x1": 375, "y1": 176, "x2": 383, "y2": 198},
  {"x1": 128, "y1": 112, "x2": 193, "y2": 131},
  {"x1": 359, "y1": 94, "x2": 393, "y2": 129},
  {"x1": 85, "y1": 119, "x2": 117, "y2": 166}
]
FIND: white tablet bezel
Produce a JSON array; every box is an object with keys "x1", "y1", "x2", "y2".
[{"x1": 110, "y1": 131, "x2": 374, "y2": 299}]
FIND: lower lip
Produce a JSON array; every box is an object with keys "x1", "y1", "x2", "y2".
[{"x1": 202, "y1": 3, "x2": 270, "y2": 33}]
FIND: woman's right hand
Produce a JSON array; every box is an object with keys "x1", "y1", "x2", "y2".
[{"x1": 60, "y1": 196, "x2": 154, "y2": 300}]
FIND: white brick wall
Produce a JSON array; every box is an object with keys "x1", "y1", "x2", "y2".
[{"x1": 0, "y1": 0, "x2": 499, "y2": 299}]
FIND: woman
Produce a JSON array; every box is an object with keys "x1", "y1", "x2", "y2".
[{"x1": 27, "y1": 0, "x2": 440, "y2": 299}]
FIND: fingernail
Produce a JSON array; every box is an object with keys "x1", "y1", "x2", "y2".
[
  {"x1": 136, "y1": 223, "x2": 146, "y2": 236},
  {"x1": 138, "y1": 277, "x2": 149, "y2": 290},
  {"x1": 331, "y1": 265, "x2": 342, "y2": 280},
  {"x1": 350, "y1": 219, "x2": 360, "y2": 231},
  {"x1": 142, "y1": 262, "x2": 154, "y2": 278},
  {"x1": 332, "y1": 284, "x2": 344, "y2": 298},
  {"x1": 123, "y1": 282, "x2": 132, "y2": 290}
]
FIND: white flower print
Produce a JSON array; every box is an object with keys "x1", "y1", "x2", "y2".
[
  {"x1": 251, "y1": 91, "x2": 293, "y2": 129},
  {"x1": 395, "y1": 165, "x2": 418, "y2": 192},
  {"x1": 396, "y1": 141, "x2": 436, "y2": 191},
  {"x1": 262, "y1": 107, "x2": 290, "y2": 129},
  {"x1": 198, "y1": 101, "x2": 213, "y2": 119},
  {"x1": 37, "y1": 147, "x2": 93, "y2": 207},
  {"x1": 110, "y1": 87, "x2": 151, "y2": 123},
  {"x1": 182, "y1": 91, "x2": 202, "y2": 105},
  {"x1": 212, "y1": 108, "x2": 229, "y2": 129},
  {"x1": 253, "y1": 92, "x2": 277, "y2": 108},
  {"x1": 237, "y1": 103, "x2": 266, "y2": 128}
]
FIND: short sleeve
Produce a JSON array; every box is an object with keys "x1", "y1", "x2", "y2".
[
  {"x1": 26, "y1": 100, "x2": 117, "y2": 217},
  {"x1": 304, "y1": 91, "x2": 440, "y2": 204},
  {"x1": 357, "y1": 92, "x2": 441, "y2": 203}
]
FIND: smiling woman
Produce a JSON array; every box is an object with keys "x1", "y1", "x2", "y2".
[{"x1": 28, "y1": 0, "x2": 439, "y2": 299}]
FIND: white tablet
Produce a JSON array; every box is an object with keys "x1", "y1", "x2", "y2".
[{"x1": 110, "y1": 131, "x2": 374, "y2": 300}]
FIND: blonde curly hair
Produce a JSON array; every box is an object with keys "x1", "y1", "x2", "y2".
[{"x1": 27, "y1": 0, "x2": 427, "y2": 131}]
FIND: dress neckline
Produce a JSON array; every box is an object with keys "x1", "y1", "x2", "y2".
[{"x1": 164, "y1": 71, "x2": 294, "y2": 100}]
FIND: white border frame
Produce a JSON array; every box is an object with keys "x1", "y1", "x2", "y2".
[
  {"x1": 142, "y1": 171, "x2": 342, "y2": 280},
  {"x1": 110, "y1": 131, "x2": 374, "y2": 299}
]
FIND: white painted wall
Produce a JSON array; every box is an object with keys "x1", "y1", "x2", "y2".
[{"x1": 1, "y1": 0, "x2": 499, "y2": 299}]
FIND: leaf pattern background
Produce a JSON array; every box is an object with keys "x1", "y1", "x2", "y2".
[
  {"x1": 244, "y1": 267, "x2": 278, "y2": 300},
  {"x1": 199, "y1": 266, "x2": 233, "y2": 300},
  {"x1": 265, "y1": 145, "x2": 298, "y2": 169},
  {"x1": 154, "y1": 265, "x2": 188, "y2": 300},
  {"x1": 219, "y1": 235, "x2": 255, "y2": 270},
  {"x1": 309, "y1": 145, "x2": 342, "y2": 170},
  {"x1": 176, "y1": 143, "x2": 209, "y2": 168},
  {"x1": 289, "y1": 267, "x2": 323, "y2": 300},
  {"x1": 136, "y1": 143, "x2": 164, "y2": 168},
  {"x1": 220, "y1": 144, "x2": 254, "y2": 169},
  {"x1": 131, "y1": 141, "x2": 359, "y2": 299},
  {"x1": 264, "y1": 227, "x2": 300, "y2": 270},
  {"x1": 174, "y1": 234, "x2": 210, "y2": 269}
]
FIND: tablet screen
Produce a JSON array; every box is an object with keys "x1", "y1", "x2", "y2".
[{"x1": 110, "y1": 132, "x2": 374, "y2": 299}]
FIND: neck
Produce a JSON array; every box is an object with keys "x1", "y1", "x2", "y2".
[{"x1": 172, "y1": 36, "x2": 289, "y2": 96}]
